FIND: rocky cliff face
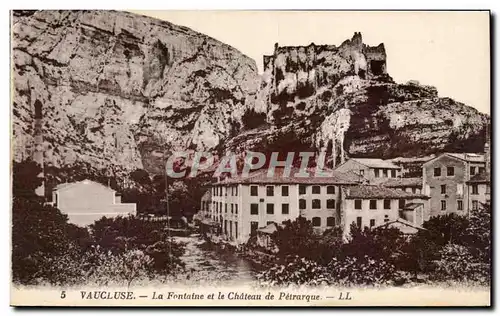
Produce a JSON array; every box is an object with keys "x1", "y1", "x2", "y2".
[
  {"x1": 12, "y1": 12, "x2": 488, "y2": 182},
  {"x1": 227, "y1": 33, "x2": 488, "y2": 166},
  {"x1": 12, "y1": 10, "x2": 259, "y2": 177}
]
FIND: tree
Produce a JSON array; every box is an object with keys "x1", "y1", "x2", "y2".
[
  {"x1": 465, "y1": 202, "x2": 491, "y2": 263},
  {"x1": 421, "y1": 213, "x2": 470, "y2": 246},
  {"x1": 130, "y1": 169, "x2": 151, "y2": 186},
  {"x1": 272, "y1": 217, "x2": 319, "y2": 259}
]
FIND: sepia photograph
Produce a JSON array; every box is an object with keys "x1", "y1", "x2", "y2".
[{"x1": 9, "y1": 9, "x2": 491, "y2": 307}]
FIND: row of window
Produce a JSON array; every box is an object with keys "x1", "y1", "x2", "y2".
[
  {"x1": 250, "y1": 203, "x2": 289, "y2": 215},
  {"x1": 356, "y1": 215, "x2": 390, "y2": 228},
  {"x1": 298, "y1": 199, "x2": 336, "y2": 210},
  {"x1": 439, "y1": 184, "x2": 478, "y2": 195},
  {"x1": 249, "y1": 185, "x2": 337, "y2": 197},
  {"x1": 354, "y1": 199, "x2": 394, "y2": 210},
  {"x1": 250, "y1": 217, "x2": 336, "y2": 232},
  {"x1": 440, "y1": 200, "x2": 479, "y2": 211},
  {"x1": 433, "y1": 166, "x2": 486, "y2": 177},
  {"x1": 213, "y1": 186, "x2": 239, "y2": 197},
  {"x1": 211, "y1": 202, "x2": 239, "y2": 214},
  {"x1": 374, "y1": 168, "x2": 398, "y2": 178}
]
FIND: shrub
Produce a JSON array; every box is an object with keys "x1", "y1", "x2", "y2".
[
  {"x1": 328, "y1": 256, "x2": 398, "y2": 286},
  {"x1": 433, "y1": 244, "x2": 490, "y2": 284},
  {"x1": 257, "y1": 256, "x2": 330, "y2": 286},
  {"x1": 90, "y1": 216, "x2": 185, "y2": 274}
]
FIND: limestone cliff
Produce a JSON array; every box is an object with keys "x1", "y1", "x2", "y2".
[{"x1": 12, "y1": 10, "x2": 259, "y2": 178}]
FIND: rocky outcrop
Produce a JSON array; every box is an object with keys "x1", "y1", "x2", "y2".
[
  {"x1": 227, "y1": 33, "x2": 488, "y2": 166},
  {"x1": 12, "y1": 10, "x2": 260, "y2": 177}
]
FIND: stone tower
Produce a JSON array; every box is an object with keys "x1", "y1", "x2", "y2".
[{"x1": 33, "y1": 99, "x2": 44, "y2": 197}]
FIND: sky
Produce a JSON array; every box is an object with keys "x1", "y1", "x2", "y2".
[{"x1": 132, "y1": 10, "x2": 490, "y2": 114}]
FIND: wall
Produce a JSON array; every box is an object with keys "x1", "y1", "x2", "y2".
[{"x1": 342, "y1": 198, "x2": 399, "y2": 235}]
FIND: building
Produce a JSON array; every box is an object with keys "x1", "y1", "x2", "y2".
[
  {"x1": 341, "y1": 185, "x2": 430, "y2": 236},
  {"x1": 422, "y1": 153, "x2": 485, "y2": 217},
  {"x1": 207, "y1": 167, "x2": 361, "y2": 244},
  {"x1": 335, "y1": 158, "x2": 402, "y2": 182},
  {"x1": 374, "y1": 218, "x2": 426, "y2": 236},
  {"x1": 466, "y1": 171, "x2": 491, "y2": 211},
  {"x1": 51, "y1": 179, "x2": 136, "y2": 226},
  {"x1": 374, "y1": 177, "x2": 423, "y2": 194}
]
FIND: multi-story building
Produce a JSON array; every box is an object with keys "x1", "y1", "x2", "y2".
[
  {"x1": 335, "y1": 158, "x2": 402, "y2": 182},
  {"x1": 341, "y1": 185, "x2": 429, "y2": 236},
  {"x1": 466, "y1": 171, "x2": 491, "y2": 212},
  {"x1": 207, "y1": 167, "x2": 361, "y2": 244},
  {"x1": 422, "y1": 153, "x2": 485, "y2": 217},
  {"x1": 375, "y1": 177, "x2": 423, "y2": 194}
]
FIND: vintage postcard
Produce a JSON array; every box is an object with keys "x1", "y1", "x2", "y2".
[{"x1": 10, "y1": 10, "x2": 491, "y2": 307}]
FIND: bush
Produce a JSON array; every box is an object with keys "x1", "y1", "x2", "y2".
[
  {"x1": 433, "y1": 244, "x2": 490, "y2": 284},
  {"x1": 328, "y1": 256, "x2": 398, "y2": 286},
  {"x1": 257, "y1": 256, "x2": 330, "y2": 286},
  {"x1": 90, "y1": 216, "x2": 185, "y2": 274}
]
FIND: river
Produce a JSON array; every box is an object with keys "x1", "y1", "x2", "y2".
[{"x1": 172, "y1": 234, "x2": 260, "y2": 286}]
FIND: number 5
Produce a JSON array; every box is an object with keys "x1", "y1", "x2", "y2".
[{"x1": 61, "y1": 291, "x2": 66, "y2": 299}]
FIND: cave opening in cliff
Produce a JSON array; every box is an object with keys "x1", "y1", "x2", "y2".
[
  {"x1": 370, "y1": 60, "x2": 385, "y2": 76},
  {"x1": 34, "y1": 100, "x2": 42, "y2": 119}
]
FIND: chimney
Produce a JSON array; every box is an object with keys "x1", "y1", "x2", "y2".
[{"x1": 33, "y1": 99, "x2": 45, "y2": 198}]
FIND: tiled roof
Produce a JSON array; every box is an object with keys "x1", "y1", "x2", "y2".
[
  {"x1": 351, "y1": 158, "x2": 401, "y2": 169},
  {"x1": 217, "y1": 167, "x2": 362, "y2": 185},
  {"x1": 345, "y1": 185, "x2": 428, "y2": 199},
  {"x1": 403, "y1": 202, "x2": 424, "y2": 210},
  {"x1": 467, "y1": 171, "x2": 491, "y2": 184},
  {"x1": 445, "y1": 153, "x2": 485, "y2": 163},
  {"x1": 54, "y1": 179, "x2": 115, "y2": 193},
  {"x1": 373, "y1": 177, "x2": 423, "y2": 188},
  {"x1": 375, "y1": 218, "x2": 426, "y2": 234}
]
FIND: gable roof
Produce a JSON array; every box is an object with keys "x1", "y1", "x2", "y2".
[
  {"x1": 345, "y1": 185, "x2": 428, "y2": 199},
  {"x1": 373, "y1": 177, "x2": 423, "y2": 188},
  {"x1": 54, "y1": 179, "x2": 116, "y2": 193},
  {"x1": 467, "y1": 171, "x2": 491, "y2": 184},
  {"x1": 350, "y1": 158, "x2": 401, "y2": 169},
  {"x1": 375, "y1": 218, "x2": 426, "y2": 234},
  {"x1": 216, "y1": 167, "x2": 361, "y2": 185},
  {"x1": 423, "y1": 153, "x2": 485, "y2": 166}
]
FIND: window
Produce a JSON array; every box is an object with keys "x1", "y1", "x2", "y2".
[
  {"x1": 327, "y1": 199, "x2": 335, "y2": 209},
  {"x1": 441, "y1": 200, "x2": 446, "y2": 211},
  {"x1": 470, "y1": 166, "x2": 476, "y2": 175},
  {"x1": 266, "y1": 186, "x2": 274, "y2": 196},
  {"x1": 434, "y1": 167, "x2": 441, "y2": 177},
  {"x1": 383, "y1": 169, "x2": 388, "y2": 177},
  {"x1": 354, "y1": 200, "x2": 362, "y2": 210},
  {"x1": 356, "y1": 217, "x2": 362, "y2": 227},
  {"x1": 312, "y1": 217, "x2": 321, "y2": 227},
  {"x1": 479, "y1": 167, "x2": 485, "y2": 174},
  {"x1": 472, "y1": 200, "x2": 479, "y2": 210},
  {"x1": 235, "y1": 222, "x2": 238, "y2": 239},
  {"x1": 299, "y1": 185, "x2": 306, "y2": 195},
  {"x1": 299, "y1": 199, "x2": 306, "y2": 209},
  {"x1": 266, "y1": 203, "x2": 274, "y2": 214},
  {"x1": 370, "y1": 219, "x2": 376, "y2": 227},
  {"x1": 250, "y1": 185, "x2": 258, "y2": 196},
  {"x1": 281, "y1": 185, "x2": 289, "y2": 196},
  {"x1": 215, "y1": 202, "x2": 218, "y2": 212},
  {"x1": 457, "y1": 200, "x2": 463, "y2": 211},
  {"x1": 374, "y1": 169, "x2": 380, "y2": 177},
  {"x1": 384, "y1": 215, "x2": 389, "y2": 223},
  {"x1": 282, "y1": 203, "x2": 289, "y2": 214},
  {"x1": 327, "y1": 186, "x2": 335, "y2": 194},
  {"x1": 383, "y1": 199, "x2": 391, "y2": 209},
  {"x1": 229, "y1": 221, "x2": 233, "y2": 237},
  {"x1": 250, "y1": 204, "x2": 258, "y2": 215},
  {"x1": 225, "y1": 187, "x2": 227, "y2": 196},
  {"x1": 441, "y1": 184, "x2": 446, "y2": 194},
  {"x1": 369, "y1": 200, "x2": 377, "y2": 210},
  {"x1": 312, "y1": 199, "x2": 321, "y2": 209},
  {"x1": 391, "y1": 170, "x2": 396, "y2": 178},
  {"x1": 327, "y1": 217, "x2": 335, "y2": 227},
  {"x1": 472, "y1": 185, "x2": 479, "y2": 195},
  {"x1": 235, "y1": 186, "x2": 238, "y2": 196},
  {"x1": 250, "y1": 221, "x2": 259, "y2": 235},
  {"x1": 235, "y1": 204, "x2": 238, "y2": 214},
  {"x1": 399, "y1": 199, "x2": 406, "y2": 209},
  {"x1": 224, "y1": 220, "x2": 227, "y2": 234},
  {"x1": 219, "y1": 202, "x2": 222, "y2": 212},
  {"x1": 312, "y1": 186, "x2": 321, "y2": 194},
  {"x1": 231, "y1": 204, "x2": 234, "y2": 213},
  {"x1": 225, "y1": 204, "x2": 228, "y2": 213},
  {"x1": 447, "y1": 167, "x2": 455, "y2": 176}
]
